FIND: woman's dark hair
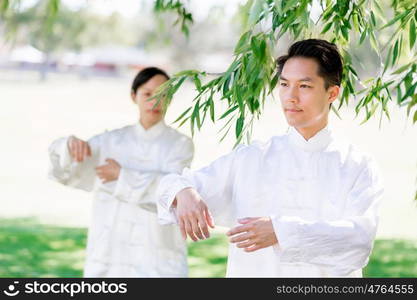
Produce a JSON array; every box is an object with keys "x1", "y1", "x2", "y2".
[
  {"x1": 276, "y1": 39, "x2": 343, "y2": 89},
  {"x1": 131, "y1": 67, "x2": 170, "y2": 94}
]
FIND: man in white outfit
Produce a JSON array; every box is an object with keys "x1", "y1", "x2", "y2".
[
  {"x1": 49, "y1": 67, "x2": 194, "y2": 277},
  {"x1": 157, "y1": 40, "x2": 383, "y2": 277}
]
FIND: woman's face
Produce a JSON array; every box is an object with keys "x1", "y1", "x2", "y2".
[{"x1": 131, "y1": 74, "x2": 168, "y2": 125}]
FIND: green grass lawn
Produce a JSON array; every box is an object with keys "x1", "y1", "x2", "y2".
[{"x1": 0, "y1": 217, "x2": 416, "y2": 277}]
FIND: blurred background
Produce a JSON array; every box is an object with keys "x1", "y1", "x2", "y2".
[{"x1": 0, "y1": 0, "x2": 416, "y2": 277}]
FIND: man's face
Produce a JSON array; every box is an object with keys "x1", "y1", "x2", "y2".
[
  {"x1": 131, "y1": 74, "x2": 168, "y2": 124},
  {"x1": 278, "y1": 57, "x2": 338, "y2": 129}
]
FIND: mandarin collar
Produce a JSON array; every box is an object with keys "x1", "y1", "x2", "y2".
[
  {"x1": 134, "y1": 120, "x2": 167, "y2": 140},
  {"x1": 287, "y1": 124, "x2": 333, "y2": 152}
]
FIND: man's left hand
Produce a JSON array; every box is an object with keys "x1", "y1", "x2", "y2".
[{"x1": 227, "y1": 217, "x2": 278, "y2": 252}]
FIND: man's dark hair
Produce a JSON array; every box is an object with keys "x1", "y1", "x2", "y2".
[
  {"x1": 131, "y1": 67, "x2": 170, "y2": 94},
  {"x1": 276, "y1": 39, "x2": 343, "y2": 90}
]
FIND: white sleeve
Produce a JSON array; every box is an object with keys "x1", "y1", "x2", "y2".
[
  {"x1": 270, "y1": 157, "x2": 383, "y2": 276},
  {"x1": 48, "y1": 134, "x2": 102, "y2": 192},
  {"x1": 113, "y1": 137, "x2": 194, "y2": 213},
  {"x1": 157, "y1": 145, "x2": 245, "y2": 227}
]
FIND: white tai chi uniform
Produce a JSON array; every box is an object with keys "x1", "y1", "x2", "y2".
[
  {"x1": 49, "y1": 120, "x2": 193, "y2": 277},
  {"x1": 157, "y1": 125, "x2": 383, "y2": 277}
]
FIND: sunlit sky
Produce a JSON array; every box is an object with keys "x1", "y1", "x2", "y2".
[
  {"x1": 62, "y1": 0, "x2": 247, "y2": 19},
  {"x1": 20, "y1": 0, "x2": 322, "y2": 22},
  {"x1": 67, "y1": 0, "x2": 322, "y2": 22}
]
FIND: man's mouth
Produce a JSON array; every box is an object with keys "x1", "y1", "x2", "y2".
[{"x1": 285, "y1": 108, "x2": 303, "y2": 113}]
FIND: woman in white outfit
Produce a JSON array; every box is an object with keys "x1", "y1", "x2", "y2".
[{"x1": 48, "y1": 67, "x2": 194, "y2": 277}]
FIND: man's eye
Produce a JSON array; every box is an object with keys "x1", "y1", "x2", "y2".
[
  {"x1": 280, "y1": 82, "x2": 288, "y2": 87},
  {"x1": 300, "y1": 85, "x2": 311, "y2": 88}
]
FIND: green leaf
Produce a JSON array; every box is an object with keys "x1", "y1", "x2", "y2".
[
  {"x1": 369, "y1": 31, "x2": 378, "y2": 54},
  {"x1": 250, "y1": 36, "x2": 261, "y2": 59},
  {"x1": 235, "y1": 87, "x2": 244, "y2": 112},
  {"x1": 373, "y1": 1, "x2": 387, "y2": 23},
  {"x1": 321, "y1": 22, "x2": 333, "y2": 34},
  {"x1": 370, "y1": 101, "x2": 378, "y2": 117},
  {"x1": 190, "y1": 100, "x2": 201, "y2": 133},
  {"x1": 259, "y1": 39, "x2": 266, "y2": 61},
  {"x1": 269, "y1": 73, "x2": 279, "y2": 92},
  {"x1": 383, "y1": 45, "x2": 393, "y2": 74},
  {"x1": 370, "y1": 11, "x2": 376, "y2": 27},
  {"x1": 219, "y1": 116, "x2": 235, "y2": 142},
  {"x1": 359, "y1": 28, "x2": 367, "y2": 44},
  {"x1": 235, "y1": 115, "x2": 244, "y2": 138},
  {"x1": 352, "y1": 13, "x2": 360, "y2": 31},
  {"x1": 397, "y1": 85, "x2": 403, "y2": 105},
  {"x1": 384, "y1": 86, "x2": 393, "y2": 102},
  {"x1": 173, "y1": 107, "x2": 192, "y2": 124},
  {"x1": 410, "y1": 19, "x2": 416, "y2": 49},
  {"x1": 407, "y1": 94, "x2": 417, "y2": 116},
  {"x1": 234, "y1": 31, "x2": 251, "y2": 54},
  {"x1": 380, "y1": 10, "x2": 409, "y2": 30},
  {"x1": 401, "y1": 82, "x2": 417, "y2": 103},
  {"x1": 209, "y1": 96, "x2": 215, "y2": 122},
  {"x1": 331, "y1": 104, "x2": 342, "y2": 119},
  {"x1": 282, "y1": 0, "x2": 299, "y2": 13},
  {"x1": 392, "y1": 39, "x2": 399, "y2": 65},
  {"x1": 174, "y1": 69, "x2": 199, "y2": 77},
  {"x1": 321, "y1": 5, "x2": 334, "y2": 22},
  {"x1": 341, "y1": 24, "x2": 349, "y2": 41},
  {"x1": 222, "y1": 75, "x2": 231, "y2": 95},
  {"x1": 171, "y1": 76, "x2": 187, "y2": 95},
  {"x1": 195, "y1": 106, "x2": 201, "y2": 129},
  {"x1": 413, "y1": 110, "x2": 417, "y2": 124},
  {"x1": 347, "y1": 65, "x2": 359, "y2": 78},
  {"x1": 178, "y1": 116, "x2": 191, "y2": 128},
  {"x1": 193, "y1": 74, "x2": 202, "y2": 91},
  {"x1": 391, "y1": 62, "x2": 414, "y2": 75},
  {"x1": 219, "y1": 105, "x2": 239, "y2": 120},
  {"x1": 399, "y1": 35, "x2": 403, "y2": 58}
]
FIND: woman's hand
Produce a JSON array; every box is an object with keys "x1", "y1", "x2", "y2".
[
  {"x1": 67, "y1": 136, "x2": 91, "y2": 163},
  {"x1": 95, "y1": 158, "x2": 121, "y2": 183}
]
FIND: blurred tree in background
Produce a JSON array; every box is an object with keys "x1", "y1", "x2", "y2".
[{"x1": 0, "y1": 0, "x2": 138, "y2": 79}]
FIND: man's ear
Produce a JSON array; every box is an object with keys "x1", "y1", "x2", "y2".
[
  {"x1": 328, "y1": 85, "x2": 340, "y2": 105},
  {"x1": 131, "y1": 91, "x2": 136, "y2": 103}
]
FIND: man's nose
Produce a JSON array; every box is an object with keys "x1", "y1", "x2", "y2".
[{"x1": 285, "y1": 87, "x2": 299, "y2": 103}]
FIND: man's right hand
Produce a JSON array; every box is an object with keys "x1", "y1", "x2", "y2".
[
  {"x1": 174, "y1": 187, "x2": 215, "y2": 241},
  {"x1": 67, "y1": 136, "x2": 91, "y2": 163}
]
